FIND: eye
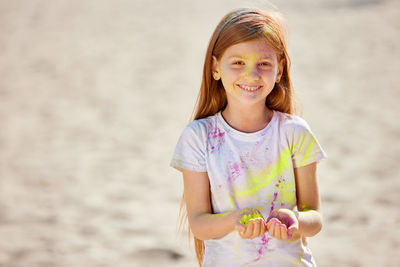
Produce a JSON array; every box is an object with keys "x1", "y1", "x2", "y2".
[
  {"x1": 232, "y1": 61, "x2": 244, "y2": 65},
  {"x1": 259, "y1": 62, "x2": 271, "y2": 67}
]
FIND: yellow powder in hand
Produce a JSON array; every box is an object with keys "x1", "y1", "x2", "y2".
[{"x1": 239, "y1": 213, "x2": 263, "y2": 227}]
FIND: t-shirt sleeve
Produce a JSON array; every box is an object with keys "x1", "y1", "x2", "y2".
[
  {"x1": 170, "y1": 123, "x2": 207, "y2": 172},
  {"x1": 289, "y1": 118, "x2": 328, "y2": 168}
]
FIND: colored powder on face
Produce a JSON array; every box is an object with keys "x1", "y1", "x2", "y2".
[
  {"x1": 301, "y1": 204, "x2": 311, "y2": 211},
  {"x1": 235, "y1": 146, "x2": 292, "y2": 199}
]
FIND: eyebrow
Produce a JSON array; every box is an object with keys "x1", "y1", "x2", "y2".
[{"x1": 228, "y1": 55, "x2": 274, "y2": 60}]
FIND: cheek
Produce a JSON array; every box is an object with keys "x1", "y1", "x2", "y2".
[
  {"x1": 259, "y1": 68, "x2": 278, "y2": 79},
  {"x1": 221, "y1": 68, "x2": 241, "y2": 82},
  {"x1": 262, "y1": 71, "x2": 277, "y2": 80}
]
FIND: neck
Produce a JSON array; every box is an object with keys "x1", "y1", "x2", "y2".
[{"x1": 221, "y1": 104, "x2": 273, "y2": 133}]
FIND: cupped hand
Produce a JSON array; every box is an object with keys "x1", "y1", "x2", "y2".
[
  {"x1": 234, "y1": 208, "x2": 267, "y2": 239},
  {"x1": 266, "y1": 208, "x2": 300, "y2": 241}
]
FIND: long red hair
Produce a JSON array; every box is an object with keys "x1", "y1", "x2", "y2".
[{"x1": 177, "y1": 8, "x2": 300, "y2": 266}]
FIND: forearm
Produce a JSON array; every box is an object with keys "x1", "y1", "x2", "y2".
[
  {"x1": 296, "y1": 210, "x2": 323, "y2": 237},
  {"x1": 190, "y1": 210, "x2": 240, "y2": 240}
]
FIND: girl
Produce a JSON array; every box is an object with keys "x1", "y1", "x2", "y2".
[{"x1": 170, "y1": 8, "x2": 327, "y2": 267}]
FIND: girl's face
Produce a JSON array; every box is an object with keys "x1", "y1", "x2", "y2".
[{"x1": 213, "y1": 38, "x2": 284, "y2": 107}]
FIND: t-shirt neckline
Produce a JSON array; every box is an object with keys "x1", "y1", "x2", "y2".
[{"x1": 216, "y1": 109, "x2": 277, "y2": 141}]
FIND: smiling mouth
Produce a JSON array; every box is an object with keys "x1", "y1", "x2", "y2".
[{"x1": 237, "y1": 84, "x2": 263, "y2": 92}]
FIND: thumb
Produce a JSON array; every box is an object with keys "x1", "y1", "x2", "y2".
[
  {"x1": 235, "y1": 224, "x2": 245, "y2": 233},
  {"x1": 287, "y1": 224, "x2": 298, "y2": 238}
]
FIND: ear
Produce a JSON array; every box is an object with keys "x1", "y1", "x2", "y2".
[
  {"x1": 212, "y1": 55, "x2": 221, "y2": 80},
  {"x1": 276, "y1": 58, "x2": 285, "y2": 82}
]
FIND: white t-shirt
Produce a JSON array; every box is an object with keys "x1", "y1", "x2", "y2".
[{"x1": 170, "y1": 109, "x2": 327, "y2": 267}]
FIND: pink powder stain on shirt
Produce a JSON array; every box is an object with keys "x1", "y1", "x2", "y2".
[
  {"x1": 275, "y1": 177, "x2": 282, "y2": 188},
  {"x1": 207, "y1": 122, "x2": 226, "y2": 153},
  {"x1": 269, "y1": 192, "x2": 278, "y2": 213},
  {"x1": 229, "y1": 161, "x2": 244, "y2": 182},
  {"x1": 254, "y1": 234, "x2": 271, "y2": 262},
  {"x1": 210, "y1": 125, "x2": 225, "y2": 139}
]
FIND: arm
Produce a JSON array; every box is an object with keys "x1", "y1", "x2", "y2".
[
  {"x1": 182, "y1": 169, "x2": 240, "y2": 240},
  {"x1": 293, "y1": 161, "x2": 323, "y2": 237},
  {"x1": 266, "y1": 162, "x2": 323, "y2": 240},
  {"x1": 182, "y1": 169, "x2": 267, "y2": 240}
]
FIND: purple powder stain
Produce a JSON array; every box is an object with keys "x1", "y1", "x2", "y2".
[
  {"x1": 228, "y1": 161, "x2": 244, "y2": 182},
  {"x1": 207, "y1": 121, "x2": 225, "y2": 153},
  {"x1": 209, "y1": 123, "x2": 225, "y2": 139},
  {"x1": 254, "y1": 234, "x2": 271, "y2": 262},
  {"x1": 269, "y1": 192, "x2": 278, "y2": 214},
  {"x1": 275, "y1": 177, "x2": 286, "y2": 189}
]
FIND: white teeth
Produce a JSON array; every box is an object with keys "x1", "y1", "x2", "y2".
[{"x1": 238, "y1": 85, "x2": 261, "y2": 91}]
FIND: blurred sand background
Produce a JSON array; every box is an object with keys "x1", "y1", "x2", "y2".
[{"x1": 0, "y1": 0, "x2": 399, "y2": 266}]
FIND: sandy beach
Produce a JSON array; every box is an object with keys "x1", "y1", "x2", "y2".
[{"x1": 0, "y1": 0, "x2": 399, "y2": 266}]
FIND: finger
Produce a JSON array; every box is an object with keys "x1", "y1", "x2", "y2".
[
  {"x1": 287, "y1": 225, "x2": 298, "y2": 239},
  {"x1": 268, "y1": 220, "x2": 276, "y2": 237},
  {"x1": 238, "y1": 224, "x2": 247, "y2": 238},
  {"x1": 270, "y1": 217, "x2": 282, "y2": 224},
  {"x1": 239, "y1": 230, "x2": 246, "y2": 238},
  {"x1": 252, "y1": 219, "x2": 261, "y2": 239},
  {"x1": 266, "y1": 219, "x2": 273, "y2": 231},
  {"x1": 266, "y1": 218, "x2": 279, "y2": 231},
  {"x1": 235, "y1": 223, "x2": 245, "y2": 234},
  {"x1": 260, "y1": 220, "x2": 267, "y2": 237},
  {"x1": 244, "y1": 219, "x2": 254, "y2": 238},
  {"x1": 280, "y1": 224, "x2": 288, "y2": 240},
  {"x1": 274, "y1": 222, "x2": 282, "y2": 240}
]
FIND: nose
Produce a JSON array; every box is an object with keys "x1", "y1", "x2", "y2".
[
  {"x1": 250, "y1": 69, "x2": 260, "y2": 79},
  {"x1": 245, "y1": 66, "x2": 260, "y2": 80}
]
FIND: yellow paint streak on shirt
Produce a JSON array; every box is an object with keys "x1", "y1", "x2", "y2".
[
  {"x1": 299, "y1": 135, "x2": 315, "y2": 167},
  {"x1": 234, "y1": 146, "x2": 292, "y2": 199},
  {"x1": 292, "y1": 133, "x2": 316, "y2": 167},
  {"x1": 278, "y1": 182, "x2": 296, "y2": 204}
]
